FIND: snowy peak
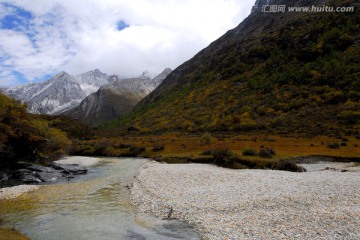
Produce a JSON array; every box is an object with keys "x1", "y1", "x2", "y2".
[
  {"x1": 5, "y1": 72, "x2": 86, "y2": 115},
  {"x1": 74, "y1": 69, "x2": 111, "y2": 96},
  {"x1": 103, "y1": 68, "x2": 172, "y2": 95},
  {"x1": 48, "y1": 71, "x2": 75, "y2": 84},
  {"x1": 76, "y1": 69, "x2": 108, "y2": 83},
  {"x1": 4, "y1": 69, "x2": 112, "y2": 115},
  {"x1": 140, "y1": 71, "x2": 155, "y2": 80}
]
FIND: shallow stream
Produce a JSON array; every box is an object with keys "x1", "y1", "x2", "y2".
[{"x1": 0, "y1": 157, "x2": 200, "y2": 240}]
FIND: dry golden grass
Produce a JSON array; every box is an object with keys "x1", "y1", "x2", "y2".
[{"x1": 101, "y1": 133, "x2": 360, "y2": 162}]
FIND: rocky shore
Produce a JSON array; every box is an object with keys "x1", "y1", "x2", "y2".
[
  {"x1": 0, "y1": 156, "x2": 100, "y2": 188},
  {"x1": 0, "y1": 156, "x2": 101, "y2": 200},
  {"x1": 131, "y1": 162, "x2": 360, "y2": 240}
]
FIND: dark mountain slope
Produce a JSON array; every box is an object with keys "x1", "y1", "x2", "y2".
[
  {"x1": 115, "y1": 0, "x2": 360, "y2": 136},
  {"x1": 64, "y1": 84, "x2": 143, "y2": 127}
]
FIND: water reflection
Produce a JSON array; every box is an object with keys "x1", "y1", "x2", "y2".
[{"x1": 0, "y1": 158, "x2": 200, "y2": 240}]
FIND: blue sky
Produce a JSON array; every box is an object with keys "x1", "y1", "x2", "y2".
[
  {"x1": 0, "y1": 3, "x2": 34, "y2": 85},
  {"x1": 0, "y1": 0, "x2": 254, "y2": 87},
  {"x1": 1, "y1": 3, "x2": 33, "y2": 31}
]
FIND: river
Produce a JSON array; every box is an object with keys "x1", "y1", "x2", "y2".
[{"x1": 0, "y1": 157, "x2": 200, "y2": 240}]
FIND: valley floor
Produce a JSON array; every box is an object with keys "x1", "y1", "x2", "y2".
[
  {"x1": 74, "y1": 133, "x2": 360, "y2": 167},
  {"x1": 131, "y1": 162, "x2": 360, "y2": 240}
]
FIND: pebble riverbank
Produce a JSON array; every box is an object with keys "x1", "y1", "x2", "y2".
[
  {"x1": 131, "y1": 162, "x2": 360, "y2": 240},
  {"x1": 0, "y1": 185, "x2": 39, "y2": 200}
]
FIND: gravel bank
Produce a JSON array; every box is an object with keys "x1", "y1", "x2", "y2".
[
  {"x1": 0, "y1": 185, "x2": 39, "y2": 200},
  {"x1": 131, "y1": 162, "x2": 360, "y2": 240}
]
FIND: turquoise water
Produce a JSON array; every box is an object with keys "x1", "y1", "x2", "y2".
[{"x1": 0, "y1": 158, "x2": 200, "y2": 240}]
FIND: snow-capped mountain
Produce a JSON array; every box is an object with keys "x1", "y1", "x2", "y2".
[
  {"x1": 5, "y1": 72, "x2": 87, "y2": 114},
  {"x1": 4, "y1": 68, "x2": 170, "y2": 118},
  {"x1": 4, "y1": 69, "x2": 113, "y2": 115},
  {"x1": 75, "y1": 69, "x2": 112, "y2": 96},
  {"x1": 63, "y1": 68, "x2": 172, "y2": 126},
  {"x1": 139, "y1": 71, "x2": 156, "y2": 80}
]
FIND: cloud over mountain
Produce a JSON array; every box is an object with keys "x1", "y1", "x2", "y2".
[{"x1": 0, "y1": 0, "x2": 254, "y2": 86}]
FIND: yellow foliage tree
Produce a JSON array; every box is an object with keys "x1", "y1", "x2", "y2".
[{"x1": 29, "y1": 119, "x2": 71, "y2": 156}]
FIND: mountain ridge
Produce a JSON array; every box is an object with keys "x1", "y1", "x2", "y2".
[{"x1": 115, "y1": 0, "x2": 360, "y2": 137}]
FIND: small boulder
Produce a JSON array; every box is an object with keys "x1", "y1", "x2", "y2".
[
  {"x1": 58, "y1": 164, "x2": 87, "y2": 175},
  {"x1": 49, "y1": 162, "x2": 67, "y2": 170},
  {"x1": 27, "y1": 164, "x2": 55, "y2": 173},
  {"x1": 0, "y1": 173, "x2": 10, "y2": 182},
  {"x1": 14, "y1": 169, "x2": 34, "y2": 177},
  {"x1": 20, "y1": 174, "x2": 42, "y2": 183},
  {"x1": 35, "y1": 172, "x2": 62, "y2": 182}
]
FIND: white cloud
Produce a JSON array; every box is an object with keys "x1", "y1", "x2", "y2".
[{"x1": 0, "y1": 0, "x2": 255, "y2": 86}]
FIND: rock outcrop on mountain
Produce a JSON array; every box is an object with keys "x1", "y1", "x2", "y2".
[
  {"x1": 119, "y1": 0, "x2": 359, "y2": 136},
  {"x1": 74, "y1": 69, "x2": 112, "y2": 96},
  {"x1": 64, "y1": 69, "x2": 172, "y2": 127}
]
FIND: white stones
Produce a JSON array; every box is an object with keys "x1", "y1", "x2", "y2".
[
  {"x1": 130, "y1": 162, "x2": 360, "y2": 240},
  {"x1": 0, "y1": 185, "x2": 39, "y2": 200}
]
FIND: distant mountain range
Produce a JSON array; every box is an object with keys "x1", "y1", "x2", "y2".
[
  {"x1": 4, "y1": 69, "x2": 114, "y2": 115},
  {"x1": 4, "y1": 68, "x2": 171, "y2": 126},
  {"x1": 64, "y1": 68, "x2": 172, "y2": 126}
]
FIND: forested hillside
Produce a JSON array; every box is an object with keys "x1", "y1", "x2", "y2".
[{"x1": 114, "y1": 0, "x2": 359, "y2": 137}]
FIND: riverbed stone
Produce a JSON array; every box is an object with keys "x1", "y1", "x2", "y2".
[
  {"x1": 35, "y1": 172, "x2": 61, "y2": 182},
  {"x1": 57, "y1": 164, "x2": 87, "y2": 175},
  {"x1": 0, "y1": 173, "x2": 10, "y2": 182},
  {"x1": 19, "y1": 174, "x2": 42, "y2": 183},
  {"x1": 49, "y1": 162, "x2": 66, "y2": 170},
  {"x1": 27, "y1": 164, "x2": 55, "y2": 173}
]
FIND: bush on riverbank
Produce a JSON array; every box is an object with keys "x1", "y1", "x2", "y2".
[
  {"x1": 271, "y1": 160, "x2": 306, "y2": 172},
  {"x1": 242, "y1": 147, "x2": 258, "y2": 156},
  {"x1": 0, "y1": 93, "x2": 71, "y2": 167},
  {"x1": 68, "y1": 139, "x2": 147, "y2": 158}
]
